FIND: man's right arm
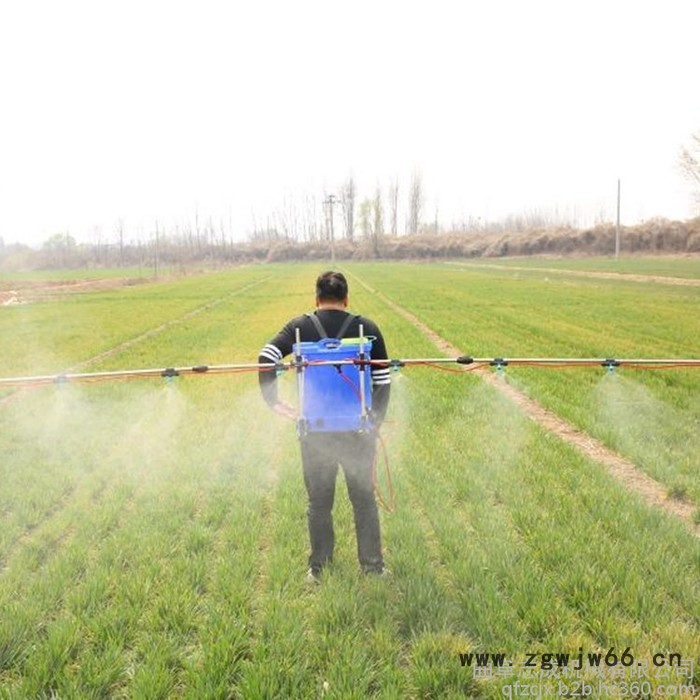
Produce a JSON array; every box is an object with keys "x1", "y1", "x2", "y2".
[{"x1": 257, "y1": 318, "x2": 299, "y2": 412}]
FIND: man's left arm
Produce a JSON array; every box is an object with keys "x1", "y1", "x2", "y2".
[{"x1": 368, "y1": 323, "x2": 391, "y2": 425}]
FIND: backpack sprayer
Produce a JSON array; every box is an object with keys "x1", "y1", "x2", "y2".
[{"x1": 293, "y1": 320, "x2": 373, "y2": 435}]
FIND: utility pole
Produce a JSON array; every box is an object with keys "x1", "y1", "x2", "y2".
[
  {"x1": 615, "y1": 178, "x2": 621, "y2": 260},
  {"x1": 324, "y1": 194, "x2": 338, "y2": 264}
]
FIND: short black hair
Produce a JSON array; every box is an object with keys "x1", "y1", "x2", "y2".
[{"x1": 316, "y1": 271, "x2": 348, "y2": 302}]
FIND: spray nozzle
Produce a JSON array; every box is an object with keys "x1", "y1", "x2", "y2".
[
  {"x1": 161, "y1": 368, "x2": 179, "y2": 383},
  {"x1": 601, "y1": 358, "x2": 620, "y2": 374},
  {"x1": 490, "y1": 358, "x2": 508, "y2": 375}
]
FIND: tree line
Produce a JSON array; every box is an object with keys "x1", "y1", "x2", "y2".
[
  {"x1": 2, "y1": 131, "x2": 699, "y2": 272},
  {"x1": 0, "y1": 170, "x2": 439, "y2": 270}
]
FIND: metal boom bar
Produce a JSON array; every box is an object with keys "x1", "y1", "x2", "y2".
[{"x1": 1, "y1": 356, "x2": 700, "y2": 388}]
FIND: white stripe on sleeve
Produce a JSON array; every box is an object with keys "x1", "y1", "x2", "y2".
[
  {"x1": 372, "y1": 367, "x2": 391, "y2": 385},
  {"x1": 260, "y1": 344, "x2": 283, "y2": 362}
]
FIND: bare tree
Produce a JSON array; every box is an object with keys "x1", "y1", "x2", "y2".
[
  {"x1": 305, "y1": 194, "x2": 322, "y2": 241},
  {"x1": 42, "y1": 232, "x2": 77, "y2": 268},
  {"x1": 408, "y1": 170, "x2": 423, "y2": 235},
  {"x1": 372, "y1": 186, "x2": 383, "y2": 256},
  {"x1": 219, "y1": 216, "x2": 227, "y2": 251},
  {"x1": 91, "y1": 225, "x2": 104, "y2": 265},
  {"x1": 679, "y1": 131, "x2": 700, "y2": 209},
  {"x1": 195, "y1": 206, "x2": 201, "y2": 252},
  {"x1": 206, "y1": 216, "x2": 216, "y2": 248},
  {"x1": 153, "y1": 220, "x2": 160, "y2": 277},
  {"x1": 340, "y1": 177, "x2": 356, "y2": 241},
  {"x1": 323, "y1": 193, "x2": 333, "y2": 241},
  {"x1": 278, "y1": 195, "x2": 301, "y2": 240},
  {"x1": 116, "y1": 217, "x2": 125, "y2": 266},
  {"x1": 358, "y1": 198, "x2": 373, "y2": 240},
  {"x1": 388, "y1": 178, "x2": 399, "y2": 236}
]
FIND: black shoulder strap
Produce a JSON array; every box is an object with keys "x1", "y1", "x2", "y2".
[
  {"x1": 337, "y1": 313, "x2": 360, "y2": 339},
  {"x1": 305, "y1": 312, "x2": 360, "y2": 340},
  {"x1": 305, "y1": 312, "x2": 327, "y2": 339}
]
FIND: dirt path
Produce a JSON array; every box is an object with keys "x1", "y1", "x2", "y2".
[
  {"x1": 0, "y1": 276, "x2": 155, "y2": 305},
  {"x1": 446, "y1": 261, "x2": 700, "y2": 287},
  {"x1": 352, "y1": 274, "x2": 699, "y2": 536}
]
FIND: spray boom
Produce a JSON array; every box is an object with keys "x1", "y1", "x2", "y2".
[{"x1": 0, "y1": 356, "x2": 699, "y2": 388}]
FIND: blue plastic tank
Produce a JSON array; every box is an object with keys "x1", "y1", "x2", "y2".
[{"x1": 294, "y1": 337, "x2": 373, "y2": 432}]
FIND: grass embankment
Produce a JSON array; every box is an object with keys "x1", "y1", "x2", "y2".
[
  {"x1": 0, "y1": 263, "x2": 698, "y2": 698},
  {"x1": 449, "y1": 255, "x2": 700, "y2": 279}
]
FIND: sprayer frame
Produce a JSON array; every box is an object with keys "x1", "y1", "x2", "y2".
[{"x1": 292, "y1": 323, "x2": 374, "y2": 436}]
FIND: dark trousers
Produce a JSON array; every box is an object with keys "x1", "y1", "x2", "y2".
[{"x1": 300, "y1": 431, "x2": 383, "y2": 573}]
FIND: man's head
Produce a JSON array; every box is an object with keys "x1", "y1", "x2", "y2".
[{"x1": 315, "y1": 271, "x2": 348, "y2": 307}]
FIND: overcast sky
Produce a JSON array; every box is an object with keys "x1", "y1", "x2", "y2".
[{"x1": 1, "y1": 0, "x2": 699, "y2": 247}]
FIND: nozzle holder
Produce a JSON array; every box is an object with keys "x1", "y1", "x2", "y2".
[
  {"x1": 601, "y1": 358, "x2": 620, "y2": 374},
  {"x1": 456, "y1": 355, "x2": 474, "y2": 365},
  {"x1": 490, "y1": 358, "x2": 508, "y2": 373}
]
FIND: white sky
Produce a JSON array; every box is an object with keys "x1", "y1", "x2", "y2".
[{"x1": 1, "y1": 0, "x2": 699, "y2": 246}]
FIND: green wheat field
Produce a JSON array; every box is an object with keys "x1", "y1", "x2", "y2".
[{"x1": 1, "y1": 260, "x2": 699, "y2": 699}]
